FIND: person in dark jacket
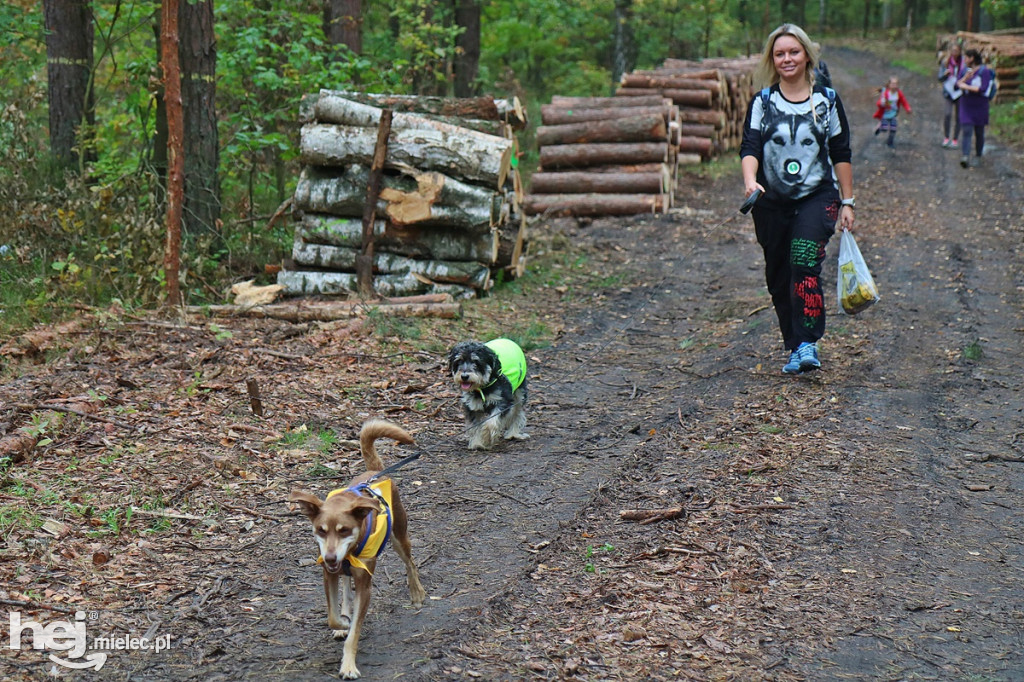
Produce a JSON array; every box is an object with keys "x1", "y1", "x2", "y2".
[
  {"x1": 740, "y1": 24, "x2": 856, "y2": 375},
  {"x1": 812, "y1": 43, "x2": 832, "y2": 88},
  {"x1": 955, "y1": 49, "x2": 995, "y2": 168}
]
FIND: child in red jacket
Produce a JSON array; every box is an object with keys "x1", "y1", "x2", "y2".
[{"x1": 873, "y1": 76, "x2": 913, "y2": 149}]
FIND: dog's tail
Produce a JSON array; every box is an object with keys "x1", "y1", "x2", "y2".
[{"x1": 359, "y1": 419, "x2": 414, "y2": 472}]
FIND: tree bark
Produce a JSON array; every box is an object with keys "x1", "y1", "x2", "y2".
[
  {"x1": 179, "y1": 0, "x2": 219, "y2": 241},
  {"x1": 678, "y1": 123, "x2": 716, "y2": 138},
  {"x1": 161, "y1": 0, "x2": 184, "y2": 307},
  {"x1": 620, "y1": 73, "x2": 722, "y2": 93},
  {"x1": 300, "y1": 123, "x2": 512, "y2": 189},
  {"x1": 523, "y1": 193, "x2": 666, "y2": 217},
  {"x1": 296, "y1": 214, "x2": 499, "y2": 263},
  {"x1": 540, "y1": 104, "x2": 675, "y2": 126},
  {"x1": 550, "y1": 94, "x2": 667, "y2": 108},
  {"x1": 293, "y1": 166, "x2": 500, "y2": 232},
  {"x1": 530, "y1": 170, "x2": 668, "y2": 195},
  {"x1": 189, "y1": 300, "x2": 462, "y2": 321},
  {"x1": 612, "y1": 0, "x2": 635, "y2": 85},
  {"x1": 325, "y1": 0, "x2": 362, "y2": 54},
  {"x1": 43, "y1": 0, "x2": 95, "y2": 169},
  {"x1": 539, "y1": 142, "x2": 668, "y2": 170},
  {"x1": 675, "y1": 108, "x2": 726, "y2": 128},
  {"x1": 317, "y1": 90, "x2": 501, "y2": 120},
  {"x1": 454, "y1": 0, "x2": 481, "y2": 97},
  {"x1": 312, "y1": 94, "x2": 512, "y2": 144},
  {"x1": 536, "y1": 114, "x2": 667, "y2": 146},
  {"x1": 292, "y1": 242, "x2": 491, "y2": 288},
  {"x1": 679, "y1": 135, "x2": 713, "y2": 157},
  {"x1": 277, "y1": 270, "x2": 477, "y2": 298}
]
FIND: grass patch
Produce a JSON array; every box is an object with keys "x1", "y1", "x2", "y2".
[
  {"x1": 991, "y1": 100, "x2": 1024, "y2": 152},
  {"x1": 280, "y1": 427, "x2": 339, "y2": 454},
  {"x1": 962, "y1": 340, "x2": 983, "y2": 362}
]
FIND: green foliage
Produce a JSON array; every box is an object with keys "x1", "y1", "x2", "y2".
[
  {"x1": 480, "y1": 0, "x2": 616, "y2": 101},
  {"x1": 280, "y1": 426, "x2": 340, "y2": 455},
  {"x1": 991, "y1": 100, "x2": 1024, "y2": 146},
  {"x1": 633, "y1": 1, "x2": 746, "y2": 65},
  {"x1": 4, "y1": 0, "x2": 1024, "y2": 333}
]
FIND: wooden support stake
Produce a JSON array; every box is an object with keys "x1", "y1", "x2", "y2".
[
  {"x1": 358, "y1": 108, "x2": 393, "y2": 296},
  {"x1": 246, "y1": 378, "x2": 264, "y2": 418}
]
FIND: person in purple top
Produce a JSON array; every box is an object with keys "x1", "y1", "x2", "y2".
[{"x1": 955, "y1": 49, "x2": 995, "y2": 169}]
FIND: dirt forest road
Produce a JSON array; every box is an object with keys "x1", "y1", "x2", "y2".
[{"x1": 3, "y1": 46, "x2": 1023, "y2": 682}]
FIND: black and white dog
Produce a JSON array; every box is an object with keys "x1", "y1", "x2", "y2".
[
  {"x1": 761, "y1": 95, "x2": 831, "y2": 199},
  {"x1": 446, "y1": 339, "x2": 529, "y2": 450}
]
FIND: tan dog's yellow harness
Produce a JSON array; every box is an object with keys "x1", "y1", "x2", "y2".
[{"x1": 316, "y1": 479, "x2": 394, "y2": 576}]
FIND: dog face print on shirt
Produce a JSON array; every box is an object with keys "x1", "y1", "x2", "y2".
[{"x1": 761, "y1": 96, "x2": 831, "y2": 201}]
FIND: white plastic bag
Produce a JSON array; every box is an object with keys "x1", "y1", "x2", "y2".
[{"x1": 837, "y1": 229, "x2": 879, "y2": 315}]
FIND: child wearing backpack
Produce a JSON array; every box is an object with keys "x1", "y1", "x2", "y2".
[
  {"x1": 873, "y1": 76, "x2": 912, "y2": 149},
  {"x1": 955, "y1": 49, "x2": 996, "y2": 169}
]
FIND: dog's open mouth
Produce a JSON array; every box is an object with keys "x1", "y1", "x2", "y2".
[{"x1": 460, "y1": 382, "x2": 474, "y2": 391}]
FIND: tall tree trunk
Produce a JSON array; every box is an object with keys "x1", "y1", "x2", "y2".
[
  {"x1": 965, "y1": 0, "x2": 981, "y2": 31},
  {"x1": 151, "y1": 20, "x2": 168, "y2": 187},
  {"x1": 454, "y1": 0, "x2": 480, "y2": 97},
  {"x1": 161, "y1": 0, "x2": 184, "y2": 307},
  {"x1": 179, "y1": 0, "x2": 219, "y2": 242},
  {"x1": 325, "y1": 0, "x2": 362, "y2": 54},
  {"x1": 612, "y1": 0, "x2": 634, "y2": 86},
  {"x1": 43, "y1": 0, "x2": 95, "y2": 171}
]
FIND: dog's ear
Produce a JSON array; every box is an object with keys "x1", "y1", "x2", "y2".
[
  {"x1": 446, "y1": 344, "x2": 462, "y2": 373},
  {"x1": 349, "y1": 496, "x2": 381, "y2": 521},
  {"x1": 288, "y1": 490, "x2": 323, "y2": 519}
]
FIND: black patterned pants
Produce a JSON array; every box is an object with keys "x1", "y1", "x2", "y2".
[{"x1": 752, "y1": 189, "x2": 840, "y2": 351}]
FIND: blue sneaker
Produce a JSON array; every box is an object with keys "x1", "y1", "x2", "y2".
[
  {"x1": 782, "y1": 349, "x2": 802, "y2": 374},
  {"x1": 797, "y1": 342, "x2": 821, "y2": 372}
]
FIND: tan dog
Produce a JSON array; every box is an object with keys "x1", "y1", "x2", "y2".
[{"x1": 289, "y1": 419, "x2": 426, "y2": 679}]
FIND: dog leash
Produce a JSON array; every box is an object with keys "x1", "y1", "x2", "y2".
[{"x1": 367, "y1": 450, "x2": 423, "y2": 482}]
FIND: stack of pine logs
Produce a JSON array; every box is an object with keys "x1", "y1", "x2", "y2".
[
  {"x1": 940, "y1": 30, "x2": 1024, "y2": 101},
  {"x1": 617, "y1": 56, "x2": 759, "y2": 160},
  {"x1": 278, "y1": 90, "x2": 529, "y2": 298},
  {"x1": 524, "y1": 95, "x2": 680, "y2": 217}
]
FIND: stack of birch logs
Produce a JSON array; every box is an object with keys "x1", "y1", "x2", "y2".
[
  {"x1": 278, "y1": 90, "x2": 529, "y2": 298},
  {"x1": 524, "y1": 95, "x2": 680, "y2": 217},
  {"x1": 939, "y1": 30, "x2": 1024, "y2": 101},
  {"x1": 617, "y1": 56, "x2": 759, "y2": 159}
]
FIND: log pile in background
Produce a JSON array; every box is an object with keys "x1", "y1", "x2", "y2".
[
  {"x1": 278, "y1": 90, "x2": 529, "y2": 299},
  {"x1": 939, "y1": 30, "x2": 1024, "y2": 101},
  {"x1": 524, "y1": 56, "x2": 758, "y2": 218},
  {"x1": 524, "y1": 95, "x2": 680, "y2": 217},
  {"x1": 618, "y1": 56, "x2": 759, "y2": 160}
]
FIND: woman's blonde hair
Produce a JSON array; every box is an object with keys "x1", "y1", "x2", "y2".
[{"x1": 753, "y1": 23, "x2": 820, "y2": 91}]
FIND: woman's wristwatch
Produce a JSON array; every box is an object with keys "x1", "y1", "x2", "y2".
[{"x1": 841, "y1": 197, "x2": 856, "y2": 209}]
